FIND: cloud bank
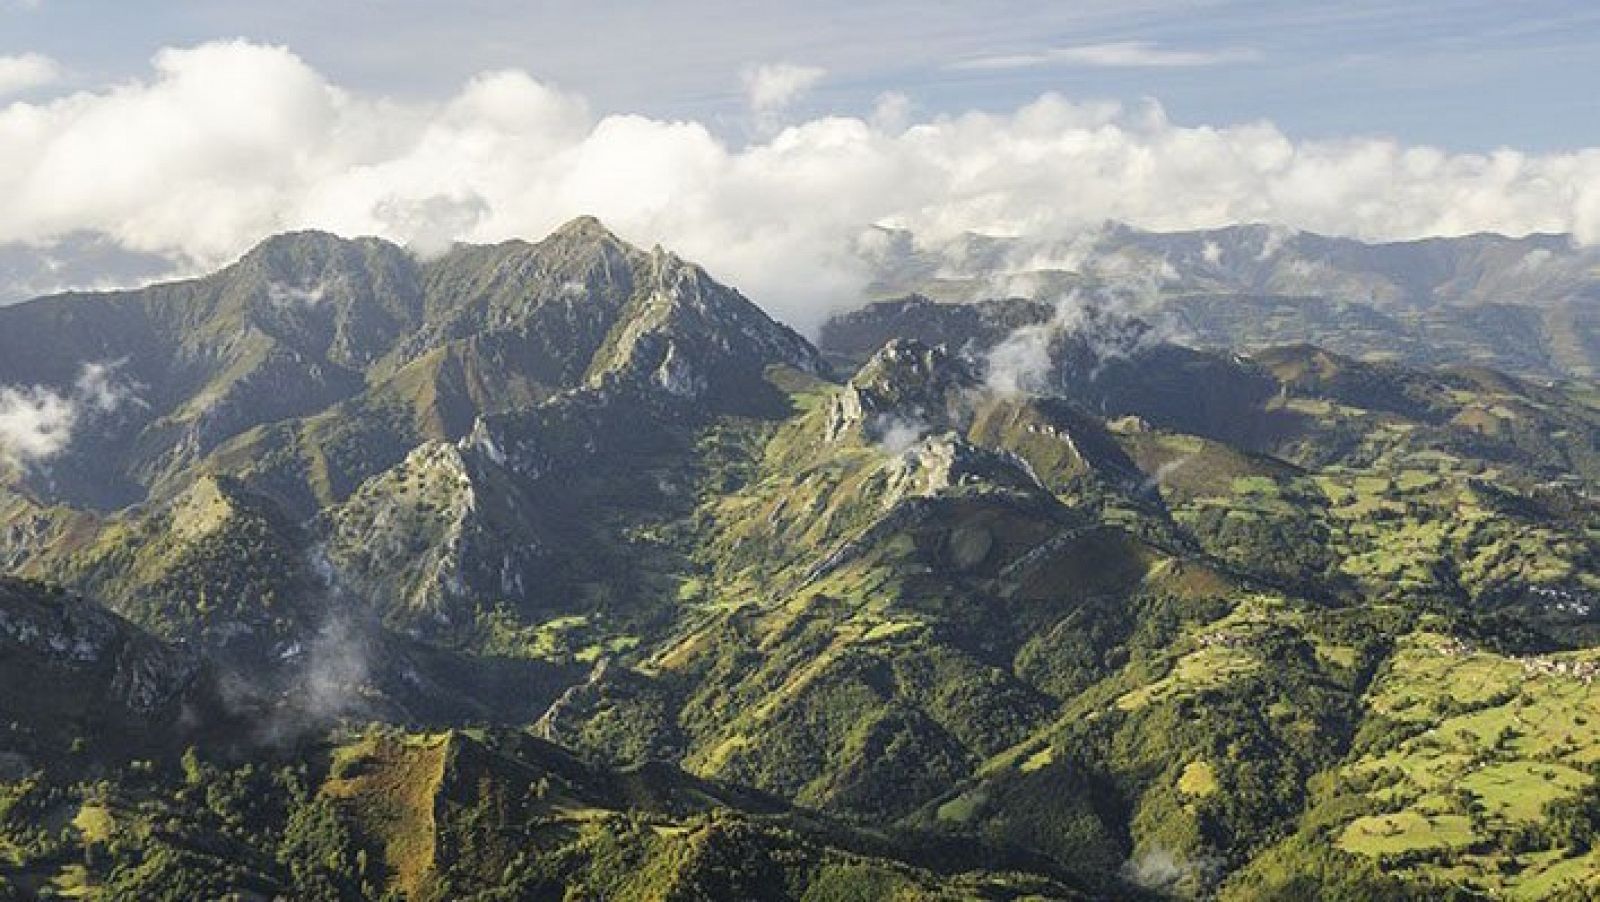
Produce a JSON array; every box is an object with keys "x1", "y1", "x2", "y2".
[{"x1": 6, "y1": 40, "x2": 1600, "y2": 331}]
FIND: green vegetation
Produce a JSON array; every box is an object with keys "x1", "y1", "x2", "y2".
[{"x1": 2, "y1": 222, "x2": 1599, "y2": 898}]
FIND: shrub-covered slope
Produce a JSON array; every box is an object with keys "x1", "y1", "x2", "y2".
[{"x1": 1, "y1": 221, "x2": 1598, "y2": 899}]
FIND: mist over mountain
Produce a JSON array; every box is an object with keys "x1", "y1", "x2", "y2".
[
  {"x1": 12, "y1": 216, "x2": 1598, "y2": 383},
  {"x1": 857, "y1": 222, "x2": 1600, "y2": 379},
  {"x1": 0, "y1": 217, "x2": 1597, "y2": 899}
]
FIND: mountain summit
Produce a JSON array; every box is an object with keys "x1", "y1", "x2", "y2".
[{"x1": 0, "y1": 218, "x2": 820, "y2": 512}]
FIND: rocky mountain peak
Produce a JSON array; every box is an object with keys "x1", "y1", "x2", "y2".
[
  {"x1": 239, "y1": 229, "x2": 372, "y2": 266},
  {"x1": 579, "y1": 242, "x2": 824, "y2": 405},
  {"x1": 827, "y1": 339, "x2": 979, "y2": 443},
  {"x1": 519, "y1": 215, "x2": 642, "y2": 279},
  {"x1": 853, "y1": 339, "x2": 977, "y2": 392},
  {"x1": 879, "y1": 434, "x2": 1045, "y2": 499},
  {"x1": 547, "y1": 214, "x2": 621, "y2": 243}
]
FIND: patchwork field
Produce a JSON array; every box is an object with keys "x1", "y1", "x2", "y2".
[{"x1": 1318, "y1": 633, "x2": 1600, "y2": 897}]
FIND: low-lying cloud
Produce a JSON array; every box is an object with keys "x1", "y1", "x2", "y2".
[
  {"x1": 869, "y1": 412, "x2": 935, "y2": 455},
  {"x1": 0, "y1": 384, "x2": 76, "y2": 464},
  {"x1": 257, "y1": 613, "x2": 373, "y2": 746},
  {"x1": 7, "y1": 40, "x2": 1600, "y2": 333},
  {"x1": 0, "y1": 361, "x2": 137, "y2": 466},
  {"x1": 1121, "y1": 845, "x2": 1225, "y2": 895},
  {"x1": 985, "y1": 284, "x2": 1178, "y2": 395}
]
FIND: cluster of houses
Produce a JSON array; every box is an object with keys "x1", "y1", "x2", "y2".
[
  {"x1": 1518, "y1": 656, "x2": 1600, "y2": 684},
  {"x1": 1432, "y1": 635, "x2": 1599, "y2": 684},
  {"x1": 1195, "y1": 629, "x2": 1253, "y2": 650}
]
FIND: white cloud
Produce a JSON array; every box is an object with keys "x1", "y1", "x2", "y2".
[
  {"x1": 268, "y1": 279, "x2": 330, "y2": 307},
  {"x1": 0, "y1": 384, "x2": 76, "y2": 464},
  {"x1": 952, "y1": 41, "x2": 1258, "y2": 71},
  {"x1": 984, "y1": 288, "x2": 1171, "y2": 395},
  {"x1": 7, "y1": 40, "x2": 1600, "y2": 335},
  {"x1": 73, "y1": 361, "x2": 137, "y2": 414},
  {"x1": 0, "y1": 361, "x2": 135, "y2": 465},
  {"x1": 372, "y1": 193, "x2": 490, "y2": 258},
  {"x1": 0, "y1": 52, "x2": 59, "y2": 97},
  {"x1": 742, "y1": 62, "x2": 826, "y2": 116},
  {"x1": 870, "y1": 91, "x2": 912, "y2": 134},
  {"x1": 869, "y1": 413, "x2": 934, "y2": 455}
]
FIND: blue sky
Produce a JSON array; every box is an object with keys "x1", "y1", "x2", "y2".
[{"x1": 5, "y1": 0, "x2": 1600, "y2": 151}]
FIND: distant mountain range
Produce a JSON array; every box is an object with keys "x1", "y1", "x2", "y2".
[
  {"x1": 0, "y1": 219, "x2": 1598, "y2": 899},
  {"x1": 860, "y1": 222, "x2": 1600, "y2": 378},
  {"x1": 0, "y1": 232, "x2": 179, "y2": 307}
]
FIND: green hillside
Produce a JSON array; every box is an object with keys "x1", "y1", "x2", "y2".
[{"x1": 2, "y1": 220, "x2": 1598, "y2": 899}]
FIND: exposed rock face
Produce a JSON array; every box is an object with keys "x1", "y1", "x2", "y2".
[
  {"x1": 826, "y1": 338, "x2": 980, "y2": 444},
  {"x1": 820, "y1": 295, "x2": 1052, "y2": 363},
  {"x1": 879, "y1": 436, "x2": 1044, "y2": 499},
  {"x1": 825, "y1": 300, "x2": 1292, "y2": 447},
  {"x1": 320, "y1": 440, "x2": 552, "y2": 633},
  {"x1": 587, "y1": 246, "x2": 824, "y2": 405},
  {"x1": 0, "y1": 577, "x2": 198, "y2": 719},
  {"x1": 651, "y1": 341, "x2": 707, "y2": 399},
  {"x1": 0, "y1": 213, "x2": 1598, "y2": 899}
]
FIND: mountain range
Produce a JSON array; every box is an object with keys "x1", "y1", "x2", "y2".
[
  {"x1": 860, "y1": 222, "x2": 1600, "y2": 379},
  {"x1": 0, "y1": 218, "x2": 1598, "y2": 900},
  {"x1": 11, "y1": 220, "x2": 1600, "y2": 380}
]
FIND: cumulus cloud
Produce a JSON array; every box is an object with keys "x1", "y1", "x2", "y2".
[
  {"x1": 0, "y1": 361, "x2": 137, "y2": 465},
  {"x1": 742, "y1": 62, "x2": 826, "y2": 116},
  {"x1": 7, "y1": 40, "x2": 1600, "y2": 333},
  {"x1": 0, "y1": 52, "x2": 59, "y2": 96},
  {"x1": 952, "y1": 41, "x2": 1258, "y2": 71},
  {"x1": 372, "y1": 192, "x2": 491, "y2": 258}
]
